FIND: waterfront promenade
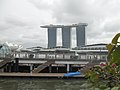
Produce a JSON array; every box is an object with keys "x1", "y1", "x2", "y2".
[{"x1": 0, "y1": 73, "x2": 85, "y2": 78}]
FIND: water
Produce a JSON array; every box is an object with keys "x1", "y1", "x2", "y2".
[{"x1": 0, "y1": 78, "x2": 89, "y2": 90}]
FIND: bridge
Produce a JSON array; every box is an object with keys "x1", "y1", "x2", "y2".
[
  {"x1": 0, "y1": 46, "x2": 108, "y2": 73},
  {"x1": 0, "y1": 56, "x2": 106, "y2": 73}
]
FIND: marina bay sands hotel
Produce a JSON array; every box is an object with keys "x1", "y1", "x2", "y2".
[{"x1": 41, "y1": 23, "x2": 88, "y2": 48}]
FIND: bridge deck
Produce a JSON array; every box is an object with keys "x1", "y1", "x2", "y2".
[{"x1": 0, "y1": 73, "x2": 85, "y2": 78}]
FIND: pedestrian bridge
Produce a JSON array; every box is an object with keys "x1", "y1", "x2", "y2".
[{"x1": 0, "y1": 57, "x2": 106, "y2": 73}]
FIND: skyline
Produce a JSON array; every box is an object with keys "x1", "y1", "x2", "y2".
[{"x1": 0, "y1": 0, "x2": 120, "y2": 48}]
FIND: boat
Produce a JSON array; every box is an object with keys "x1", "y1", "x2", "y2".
[{"x1": 64, "y1": 72, "x2": 81, "y2": 77}]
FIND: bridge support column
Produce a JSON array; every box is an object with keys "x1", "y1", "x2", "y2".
[
  {"x1": 67, "y1": 64, "x2": 70, "y2": 73},
  {"x1": 30, "y1": 64, "x2": 33, "y2": 74},
  {"x1": 0, "y1": 68, "x2": 4, "y2": 72},
  {"x1": 57, "y1": 64, "x2": 59, "y2": 72},
  {"x1": 49, "y1": 64, "x2": 52, "y2": 73},
  {"x1": 69, "y1": 64, "x2": 72, "y2": 72},
  {"x1": 8, "y1": 63, "x2": 12, "y2": 72},
  {"x1": 15, "y1": 58, "x2": 19, "y2": 72}
]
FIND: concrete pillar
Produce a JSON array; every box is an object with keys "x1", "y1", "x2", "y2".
[
  {"x1": 30, "y1": 64, "x2": 33, "y2": 74},
  {"x1": 69, "y1": 64, "x2": 72, "y2": 72},
  {"x1": 8, "y1": 63, "x2": 12, "y2": 72},
  {"x1": 49, "y1": 65, "x2": 52, "y2": 73},
  {"x1": 67, "y1": 64, "x2": 70, "y2": 72},
  {"x1": 62, "y1": 26, "x2": 71, "y2": 48},
  {"x1": 48, "y1": 27, "x2": 57, "y2": 48},
  {"x1": 76, "y1": 25, "x2": 87, "y2": 47},
  {"x1": 57, "y1": 64, "x2": 59, "y2": 72},
  {"x1": 15, "y1": 58, "x2": 19, "y2": 72},
  {"x1": 0, "y1": 68, "x2": 4, "y2": 72}
]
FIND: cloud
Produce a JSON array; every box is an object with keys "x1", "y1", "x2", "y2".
[
  {"x1": 22, "y1": 41, "x2": 46, "y2": 48},
  {"x1": 5, "y1": 17, "x2": 28, "y2": 27},
  {"x1": 50, "y1": 0, "x2": 120, "y2": 45},
  {"x1": 20, "y1": 33, "x2": 46, "y2": 41},
  {"x1": 0, "y1": 22, "x2": 10, "y2": 31},
  {"x1": 52, "y1": 0, "x2": 120, "y2": 22},
  {"x1": 0, "y1": 0, "x2": 120, "y2": 48},
  {"x1": 28, "y1": 0, "x2": 53, "y2": 10}
]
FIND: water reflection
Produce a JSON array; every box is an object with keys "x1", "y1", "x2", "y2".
[{"x1": 0, "y1": 78, "x2": 88, "y2": 90}]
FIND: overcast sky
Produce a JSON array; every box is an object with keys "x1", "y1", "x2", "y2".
[{"x1": 0, "y1": 0, "x2": 120, "y2": 48}]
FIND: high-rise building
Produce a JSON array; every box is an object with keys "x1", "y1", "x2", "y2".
[
  {"x1": 41, "y1": 23, "x2": 87, "y2": 48},
  {"x1": 62, "y1": 26, "x2": 71, "y2": 48},
  {"x1": 48, "y1": 27, "x2": 57, "y2": 48},
  {"x1": 76, "y1": 25, "x2": 86, "y2": 47}
]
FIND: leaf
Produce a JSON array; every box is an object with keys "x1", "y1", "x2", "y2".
[
  {"x1": 99, "y1": 85, "x2": 108, "y2": 89},
  {"x1": 111, "y1": 87, "x2": 120, "y2": 90},
  {"x1": 116, "y1": 65, "x2": 120, "y2": 72},
  {"x1": 107, "y1": 44, "x2": 115, "y2": 54},
  {"x1": 106, "y1": 33, "x2": 120, "y2": 64},
  {"x1": 106, "y1": 43, "x2": 116, "y2": 60},
  {"x1": 111, "y1": 45, "x2": 120, "y2": 64},
  {"x1": 112, "y1": 33, "x2": 120, "y2": 44}
]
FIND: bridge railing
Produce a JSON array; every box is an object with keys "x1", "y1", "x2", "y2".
[{"x1": 0, "y1": 51, "x2": 108, "y2": 62}]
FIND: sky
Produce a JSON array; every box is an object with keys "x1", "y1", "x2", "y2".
[{"x1": 0, "y1": 0, "x2": 120, "y2": 48}]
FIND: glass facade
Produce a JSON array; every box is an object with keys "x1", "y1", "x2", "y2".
[{"x1": 0, "y1": 44, "x2": 11, "y2": 57}]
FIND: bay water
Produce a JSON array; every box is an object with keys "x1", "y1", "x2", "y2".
[{"x1": 0, "y1": 78, "x2": 89, "y2": 90}]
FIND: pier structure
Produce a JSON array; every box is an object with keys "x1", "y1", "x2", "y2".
[
  {"x1": 0, "y1": 44, "x2": 108, "y2": 74},
  {"x1": 41, "y1": 23, "x2": 88, "y2": 48}
]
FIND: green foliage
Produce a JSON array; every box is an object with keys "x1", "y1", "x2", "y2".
[
  {"x1": 111, "y1": 45, "x2": 120, "y2": 64},
  {"x1": 111, "y1": 87, "x2": 120, "y2": 90},
  {"x1": 86, "y1": 33, "x2": 120, "y2": 89},
  {"x1": 85, "y1": 64, "x2": 120, "y2": 89},
  {"x1": 112, "y1": 33, "x2": 120, "y2": 44},
  {"x1": 107, "y1": 33, "x2": 120, "y2": 64}
]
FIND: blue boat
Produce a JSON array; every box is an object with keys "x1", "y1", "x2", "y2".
[{"x1": 64, "y1": 72, "x2": 81, "y2": 77}]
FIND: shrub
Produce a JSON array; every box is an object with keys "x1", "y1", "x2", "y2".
[{"x1": 85, "y1": 33, "x2": 120, "y2": 89}]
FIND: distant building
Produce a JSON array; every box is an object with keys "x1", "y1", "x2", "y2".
[
  {"x1": 0, "y1": 44, "x2": 11, "y2": 57},
  {"x1": 41, "y1": 23, "x2": 88, "y2": 48},
  {"x1": 48, "y1": 27, "x2": 57, "y2": 48}
]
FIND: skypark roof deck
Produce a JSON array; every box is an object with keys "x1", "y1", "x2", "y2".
[{"x1": 41, "y1": 23, "x2": 88, "y2": 28}]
